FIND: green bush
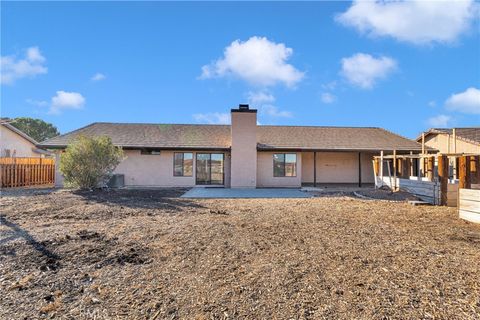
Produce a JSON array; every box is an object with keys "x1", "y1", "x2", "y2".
[{"x1": 60, "y1": 136, "x2": 124, "y2": 189}]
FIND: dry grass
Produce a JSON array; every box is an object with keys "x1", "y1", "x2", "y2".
[{"x1": 1, "y1": 188, "x2": 479, "y2": 319}]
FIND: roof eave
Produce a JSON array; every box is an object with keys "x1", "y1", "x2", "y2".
[{"x1": 37, "y1": 144, "x2": 231, "y2": 151}]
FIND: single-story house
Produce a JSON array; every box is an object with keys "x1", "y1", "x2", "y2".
[
  {"x1": 417, "y1": 128, "x2": 480, "y2": 154},
  {"x1": 39, "y1": 105, "x2": 425, "y2": 188},
  {"x1": 0, "y1": 121, "x2": 51, "y2": 158}
]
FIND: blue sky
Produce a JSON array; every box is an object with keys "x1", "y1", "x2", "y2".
[{"x1": 2, "y1": 1, "x2": 479, "y2": 139}]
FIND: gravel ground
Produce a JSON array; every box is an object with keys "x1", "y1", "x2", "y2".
[{"x1": 1, "y1": 188, "x2": 479, "y2": 319}]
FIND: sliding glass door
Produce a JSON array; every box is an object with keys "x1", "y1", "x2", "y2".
[{"x1": 196, "y1": 153, "x2": 224, "y2": 185}]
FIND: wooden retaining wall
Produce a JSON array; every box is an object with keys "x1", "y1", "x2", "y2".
[
  {"x1": 0, "y1": 157, "x2": 55, "y2": 188},
  {"x1": 378, "y1": 176, "x2": 441, "y2": 204},
  {"x1": 458, "y1": 189, "x2": 480, "y2": 224}
]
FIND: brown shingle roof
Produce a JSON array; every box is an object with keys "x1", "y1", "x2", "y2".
[
  {"x1": 39, "y1": 123, "x2": 232, "y2": 149},
  {"x1": 39, "y1": 122, "x2": 424, "y2": 151},
  {"x1": 419, "y1": 128, "x2": 480, "y2": 146},
  {"x1": 257, "y1": 126, "x2": 423, "y2": 151}
]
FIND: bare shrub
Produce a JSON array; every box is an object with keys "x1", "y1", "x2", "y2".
[{"x1": 60, "y1": 136, "x2": 123, "y2": 189}]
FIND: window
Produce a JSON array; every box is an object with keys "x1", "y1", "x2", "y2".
[
  {"x1": 273, "y1": 153, "x2": 297, "y2": 177},
  {"x1": 141, "y1": 149, "x2": 161, "y2": 155},
  {"x1": 174, "y1": 152, "x2": 193, "y2": 176}
]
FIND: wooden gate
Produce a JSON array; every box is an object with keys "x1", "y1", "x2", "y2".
[{"x1": 0, "y1": 157, "x2": 55, "y2": 188}]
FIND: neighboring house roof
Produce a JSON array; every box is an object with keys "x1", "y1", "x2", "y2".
[
  {"x1": 39, "y1": 122, "x2": 425, "y2": 152},
  {"x1": 1, "y1": 122, "x2": 38, "y2": 145},
  {"x1": 417, "y1": 128, "x2": 480, "y2": 146}
]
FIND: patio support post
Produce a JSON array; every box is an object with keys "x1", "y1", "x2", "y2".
[
  {"x1": 379, "y1": 150, "x2": 384, "y2": 189},
  {"x1": 313, "y1": 151, "x2": 317, "y2": 188},
  {"x1": 393, "y1": 150, "x2": 397, "y2": 191},
  {"x1": 472, "y1": 156, "x2": 480, "y2": 184},
  {"x1": 358, "y1": 152, "x2": 362, "y2": 187},
  {"x1": 459, "y1": 156, "x2": 471, "y2": 189},
  {"x1": 438, "y1": 155, "x2": 448, "y2": 206}
]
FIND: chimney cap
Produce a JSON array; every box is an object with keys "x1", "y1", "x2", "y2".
[{"x1": 231, "y1": 104, "x2": 257, "y2": 113}]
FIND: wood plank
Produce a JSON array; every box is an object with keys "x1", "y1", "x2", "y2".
[
  {"x1": 459, "y1": 188, "x2": 480, "y2": 201},
  {"x1": 459, "y1": 210, "x2": 480, "y2": 223},
  {"x1": 447, "y1": 199, "x2": 457, "y2": 207},
  {"x1": 447, "y1": 184, "x2": 458, "y2": 192},
  {"x1": 459, "y1": 199, "x2": 480, "y2": 213}
]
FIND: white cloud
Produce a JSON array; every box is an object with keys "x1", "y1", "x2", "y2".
[
  {"x1": 200, "y1": 36, "x2": 304, "y2": 87},
  {"x1": 91, "y1": 72, "x2": 106, "y2": 81},
  {"x1": 1, "y1": 46, "x2": 47, "y2": 84},
  {"x1": 428, "y1": 100, "x2": 437, "y2": 107},
  {"x1": 192, "y1": 112, "x2": 230, "y2": 124},
  {"x1": 445, "y1": 87, "x2": 480, "y2": 114},
  {"x1": 26, "y1": 98, "x2": 48, "y2": 107},
  {"x1": 341, "y1": 53, "x2": 397, "y2": 89},
  {"x1": 49, "y1": 91, "x2": 85, "y2": 114},
  {"x1": 26, "y1": 47, "x2": 46, "y2": 63},
  {"x1": 247, "y1": 91, "x2": 275, "y2": 106},
  {"x1": 321, "y1": 92, "x2": 336, "y2": 104},
  {"x1": 336, "y1": 0, "x2": 478, "y2": 45},
  {"x1": 321, "y1": 81, "x2": 337, "y2": 91},
  {"x1": 260, "y1": 105, "x2": 292, "y2": 118},
  {"x1": 427, "y1": 114, "x2": 451, "y2": 127}
]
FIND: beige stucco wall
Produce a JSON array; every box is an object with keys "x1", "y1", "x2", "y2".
[
  {"x1": 301, "y1": 152, "x2": 375, "y2": 184},
  {"x1": 257, "y1": 152, "x2": 302, "y2": 187},
  {"x1": 0, "y1": 125, "x2": 37, "y2": 157},
  {"x1": 424, "y1": 134, "x2": 479, "y2": 154},
  {"x1": 230, "y1": 111, "x2": 257, "y2": 188},
  {"x1": 114, "y1": 150, "x2": 231, "y2": 187}
]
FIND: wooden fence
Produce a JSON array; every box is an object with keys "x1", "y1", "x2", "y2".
[
  {"x1": 377, "y1": 176, "x2": 441, "y2": 204},
  {"x1": 0, "y1": 157, "x2": 55, "y2": 188},
  {"x1": 458, "y1": 189, "x2": 480, "y2": 224},
  {"x1": 374, "y1": 154, "x2": 480, "y2": 206}
]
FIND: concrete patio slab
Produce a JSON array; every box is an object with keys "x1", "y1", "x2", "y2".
[{"x1": 181, "y1": 188, "x2": 313, "y2": 199}]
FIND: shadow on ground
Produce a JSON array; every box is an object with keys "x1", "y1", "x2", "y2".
[
  {"x1": 71, "y1": 188, "x2": 206, "y2": 211},
  {"x1": 0, "y1": 215, "x2": 60, "y2": 260},
  {"x1": 0, "y1": 187, "x2": 56, "y2": 198}
]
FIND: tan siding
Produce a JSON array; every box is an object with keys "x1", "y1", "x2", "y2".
[
  {"x1": 301, "y1": 152, "x2": 375, "y2": 184},
  {"x1": 424, "y1": 133, "x2": 479, "y2": 154},
  {"x1": 257, "y1": 152, "x2": 302, "y2": 187},
  {"x1": 115, "y1": 150, "x2": 231, "y2": 187},
  {"x1": 0, "y1": 125, "x2": 38, "y2": 157}
]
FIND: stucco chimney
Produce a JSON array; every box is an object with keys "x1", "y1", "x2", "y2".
[{"x1": 230, "y1": 104, "x2": 257, "y2": 188}]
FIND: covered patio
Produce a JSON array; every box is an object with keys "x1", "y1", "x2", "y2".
[{"x1": 300, "y1": 151, "x2": 376, "y2": 188}]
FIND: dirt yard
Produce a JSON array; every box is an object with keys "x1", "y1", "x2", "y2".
[{"x1": 1, "y1": 188, "x2": 479, "y2": 319}]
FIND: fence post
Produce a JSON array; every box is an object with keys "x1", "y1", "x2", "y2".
[
  {"x1": 459, "y1": 156, "x2": 471, "y2": 189},
  {"x1": 438, "y1": 155, "x2": 448, "y2": 206}
]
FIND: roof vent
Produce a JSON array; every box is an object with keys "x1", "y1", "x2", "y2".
[{"x1": 238, "y1": 104, "x2": 249, "y2": 110}]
